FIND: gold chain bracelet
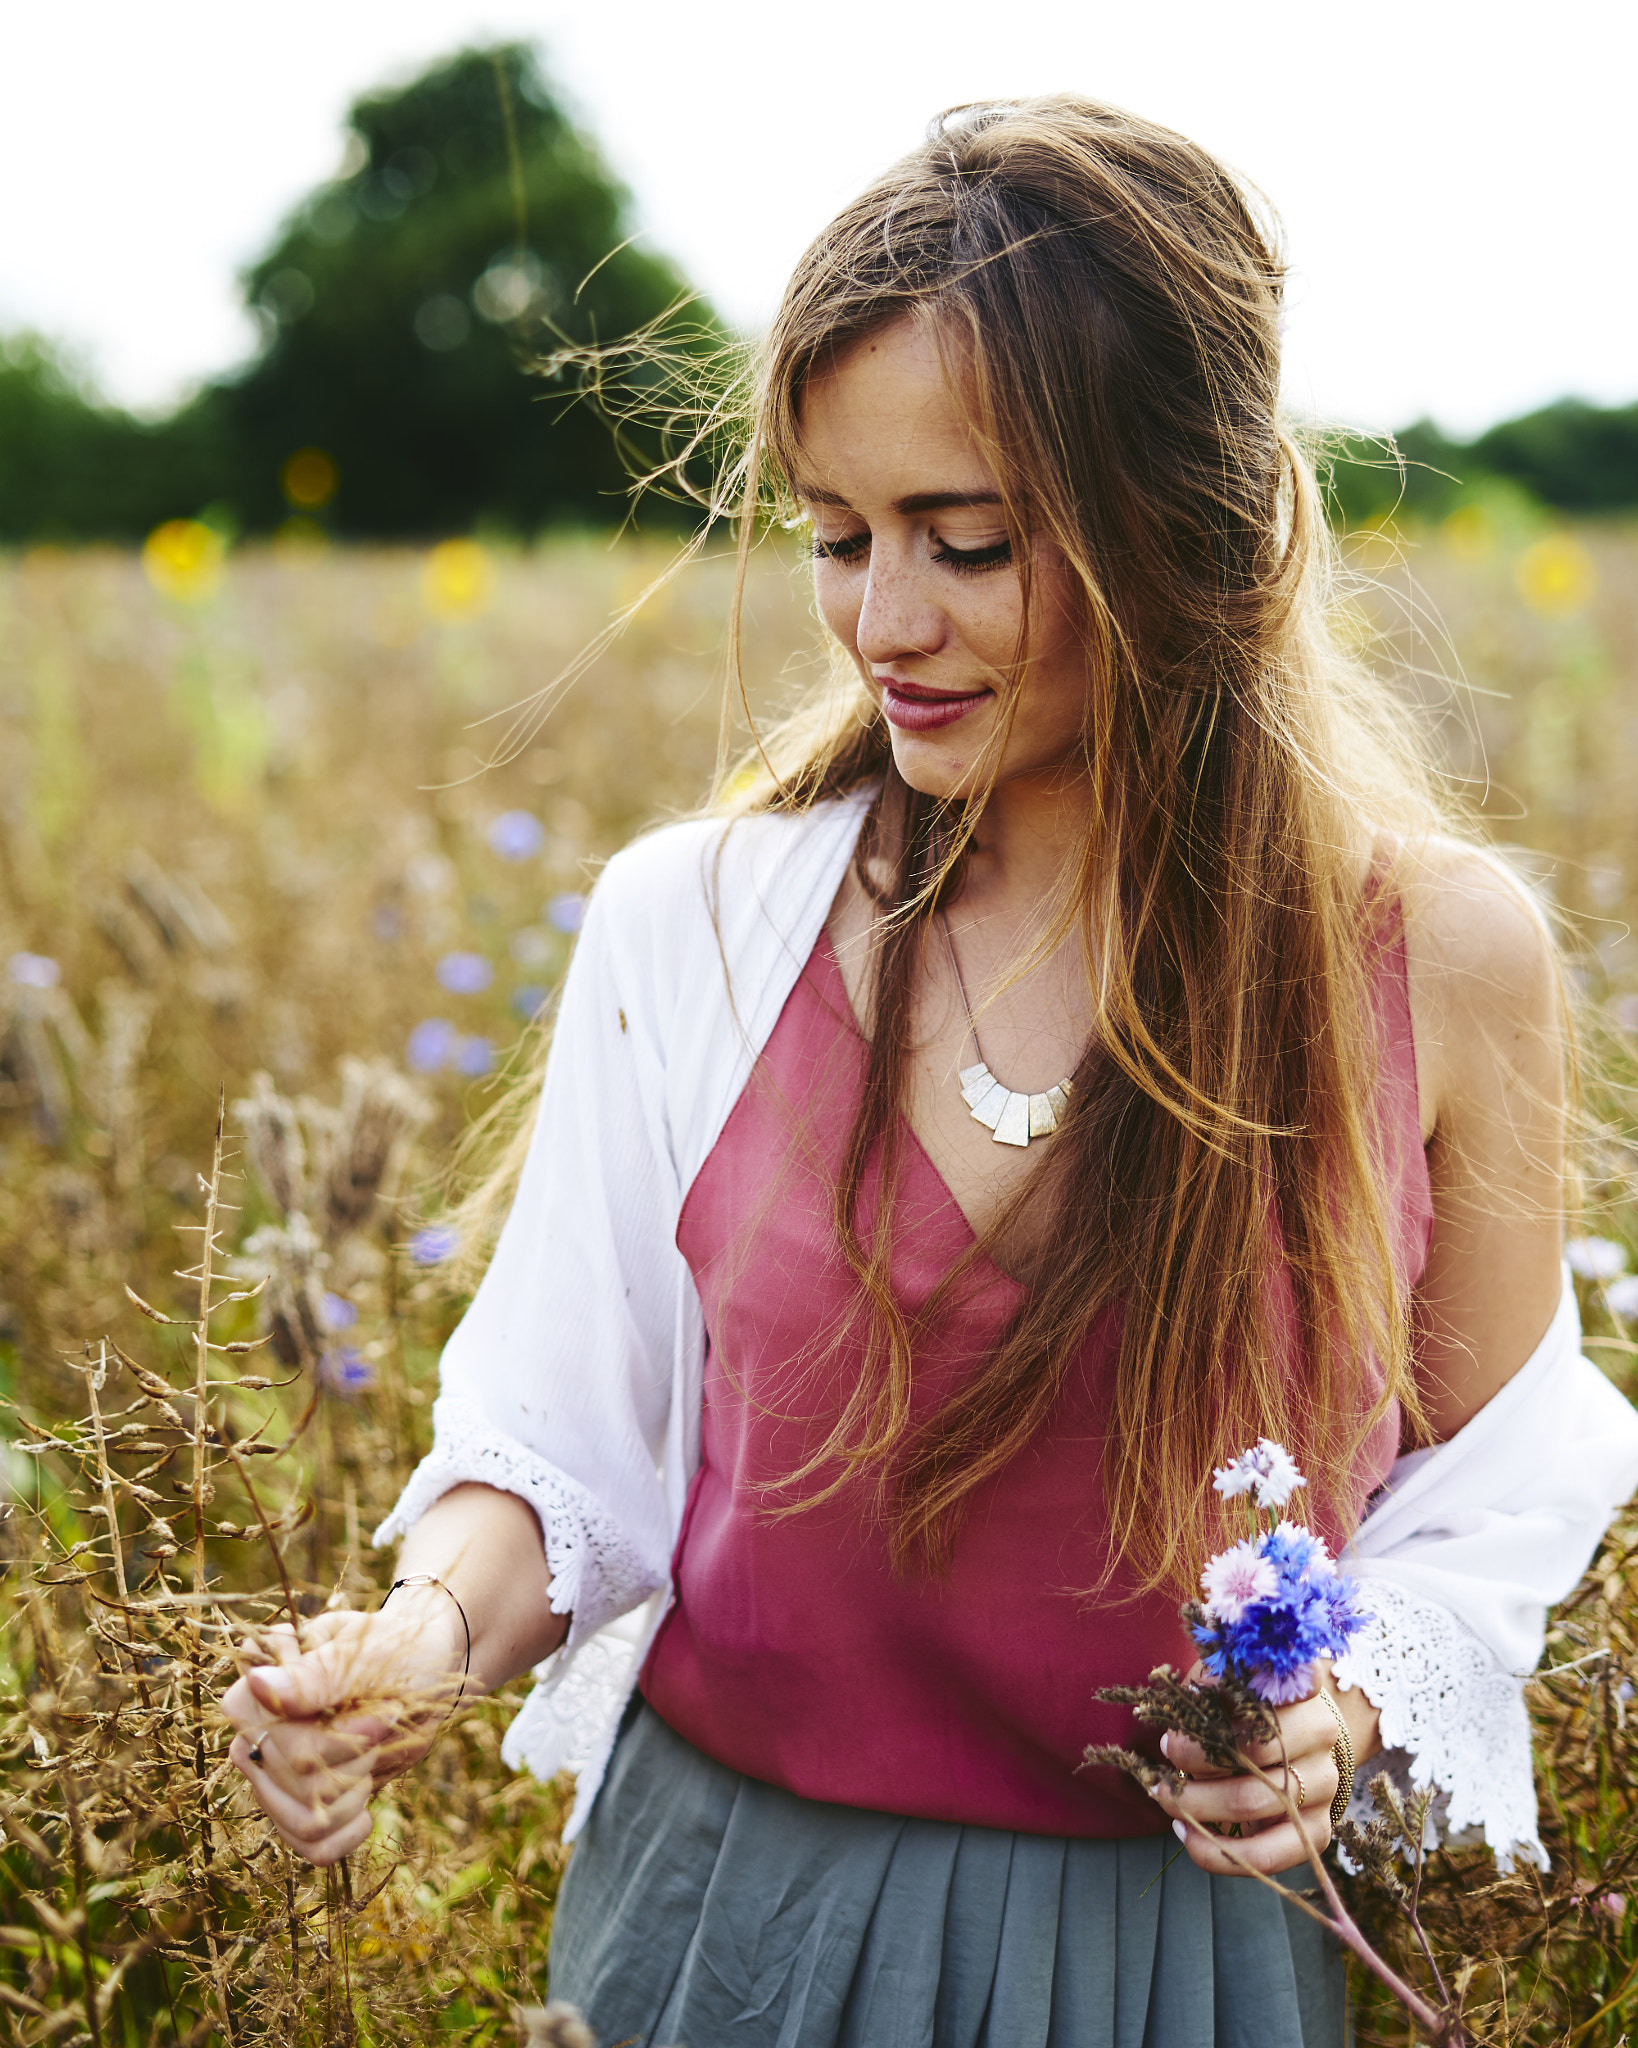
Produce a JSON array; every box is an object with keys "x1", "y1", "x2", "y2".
[{"x1": 1316, "y1": 1688, "x2": 1356, "y2": 1832}]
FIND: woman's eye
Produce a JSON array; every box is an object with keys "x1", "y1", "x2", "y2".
[
  {"x1": 811, "y1": 532, "x2": 869, "y2": 565},
  {"x1": 930, "y1": 536, "x2": 1013, "y2": 574}
]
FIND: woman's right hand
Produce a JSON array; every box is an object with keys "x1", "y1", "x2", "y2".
[{"x1": 222, "y1": 1582, "x2": 468, "y2": 1866}]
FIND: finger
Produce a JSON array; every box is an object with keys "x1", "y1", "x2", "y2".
[
  {"x1": 1155, "y1": 1753, "x2": 1338, "y2": 1834},
  {"x1": 230, "y1": 1729, "x2": 374, "y2": 1813},
  {"x1": 1236, "y1": 1698, "x2": 1339, "y2": 1770},
  {"x1": 1173, "y1": 1810, "x2": 1328, "y2": 1878},
  {"x1": 232, "y1": 1733, "x2": 375, "y2": 1843},
  {"x1": 271, "y1": 1805, "x2": 376, "y2": 1869},
  {"x1": 1158, "y1": 1730, "x2": 1238, "y2": 1782},
  {"x1": 232, "y1": 1715, "x2": 398, "y2": 1785}
]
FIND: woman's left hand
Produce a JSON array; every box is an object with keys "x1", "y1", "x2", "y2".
[{"x1": 1150, "y1": 1662, "x2": 1380, "y2": 1876}]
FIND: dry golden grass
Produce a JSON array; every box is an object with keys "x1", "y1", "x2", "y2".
[{"x1": 0, "y1": 516, "x2": 1633, "y2": 2043}]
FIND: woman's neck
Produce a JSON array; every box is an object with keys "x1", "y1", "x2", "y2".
[{"x1": 954, "y1": 766, "x2": 1097, "y2": 927}]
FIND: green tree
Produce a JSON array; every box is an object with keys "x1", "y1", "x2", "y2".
[
  {"x1": 0, "y1": 336, "x2": 221, "y2": 543},
  {"x1": 196, "y1": 43, "x2": 707, "y2": 537}
]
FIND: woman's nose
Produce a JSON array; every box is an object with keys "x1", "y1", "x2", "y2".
[{"x1": 854, "y1": 554, "x2": 946, "y2": 666}]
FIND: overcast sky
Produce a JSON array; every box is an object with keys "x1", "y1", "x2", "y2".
[{"x1": 1, "y1": 0, "x2": 1631, "y2": 437}]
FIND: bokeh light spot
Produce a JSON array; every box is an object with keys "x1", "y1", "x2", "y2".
[
  {"x1": 409, "y1": 1224, "x2": 460, "y2": 1266},
  {"x1": 142, "y1": 520, "x2": 226, "y2": 603},
  {"x1": 436, "y1": 950, "x2": 492, "y2": 994},
  {"x1": 423, "y1": 538, "x2": 495, "y2": 620},
  {"x1": 281, "y1": 448, "x2": 340, "y2": 510},
  {"x1": 487, "y1": 809, "x2": 545, "y2": 861},
  {"x1": 407, "y1": 1017, "x2": 458, "y2": 1072},
  {"x1": 1516, "y1": 536, "x2": 1596, "y2": 617},
  {"x1": 1442, "y1": 504, "x2": 1496, "y2": 562},
  {"x1": 8, "y1": 951, "x2": 61, "y2": 988},
  {"x1": 455, "y1": 1034, "x2": 495, "y2": 1076},
  {"x1": 273, "y1": 516, "x2": 329, "y2": 557}
]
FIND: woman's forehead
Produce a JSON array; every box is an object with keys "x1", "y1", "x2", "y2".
[{"x1": 792, "y1": 321, "x2": 997, "y2": 509}]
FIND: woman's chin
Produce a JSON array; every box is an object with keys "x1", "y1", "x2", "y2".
[{"x1": 886, "y1": 731, "x2": 991, "y2": 804}]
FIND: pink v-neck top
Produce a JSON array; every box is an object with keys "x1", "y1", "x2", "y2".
[{"x1": 641, "y1": 910, "x2": 1432, "y2": 1836}]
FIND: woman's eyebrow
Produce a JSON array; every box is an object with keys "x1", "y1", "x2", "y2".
[{"x1": 794, "y1": 486, "x2": 1004, "y2": 515}]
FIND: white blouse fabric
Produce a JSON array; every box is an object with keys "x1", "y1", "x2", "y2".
[{"x1": 377, "y1": 796, "x2": 1638, "y2": 1866}]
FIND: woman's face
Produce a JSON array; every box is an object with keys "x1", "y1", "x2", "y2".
[{"x1": 794, "y1": 317, "x2": 1090, "y2": 804}]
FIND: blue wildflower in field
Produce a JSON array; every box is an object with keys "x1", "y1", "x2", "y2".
[
  {"x1": 7, "y1": 952, "x2": 60, "y2": 988},
  {"x1": 319, "y1": 1346, "x2": 374, "y2": 1396},
  {"x1": 512, "y1": 985, "x2": 547, "y2": 1019},
  {"x1": 487, "y1": 809, "x2": 545, "y2": 861},
  {"x1": 319, "y1": 1292, "x2": 357, "y2": 1332},
  {"x1": 409, "y1": 1224, "x2": 459, "y2": 1266},
  {"x1": 455, "y1": 1034, "x2": 494, "y2": 1076},
  {"x1": 407, "y1": 1017, "x2": 459, "y2": 1072},
  {"x1": 546, "y1": 893, "x2": 585, "y2": 934},
  {"x1": 437, "y1": 950, "x2": 493, "y2": 994},
  {"x1": 1190, "y1": 1441, "x2": 1367, "y2": 1706}
]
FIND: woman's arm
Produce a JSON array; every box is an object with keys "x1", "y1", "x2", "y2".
[
  {"x1": 222, "y1": 1485, "x2": 568, "y2": 1867},
  {"x1": 1157, "y1": 841, "x2": 1569, "y2": 1873},
  {"x1": 1403, "y1": 841, "x2": 1567, "y2": 1436}
]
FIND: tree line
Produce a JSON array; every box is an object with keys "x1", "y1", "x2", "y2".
[
  {"x1": 0, "y1": 45, "x2": 710, "y2": 545},
  {"x1": 0, "y1": 43, "x2": 1633, "y2": 543}
]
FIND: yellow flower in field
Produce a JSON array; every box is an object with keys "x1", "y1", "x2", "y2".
[
  {"x1": 142, "y1": 519, "x2": 225, "y2": 602},
  {"x1": 1516, "y1": 535, "x2": 1596, "y2": 618},
  {"x1": 280, "y1": 447, "x2": 339, "y2": 509},
  {"x1": 423, "y1": 538, "x2": 494, "y2": 620},
  {"x1": 1443, "y1": 504, "x2": 1496, "y2": 562}
]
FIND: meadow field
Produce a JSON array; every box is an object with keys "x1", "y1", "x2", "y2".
[{"x1": 1, "y1": 512, "x2": 1637, "y2": 2045}]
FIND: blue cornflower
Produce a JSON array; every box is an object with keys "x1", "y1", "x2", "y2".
[
  {"x1": 409, "y1": 1224, "x2": 459, "y2": 1266},
  {"x1": 319, "y1": 1292, "x2": 357, "y2": 1332},
  {"x1": 487, "y1": 809, "x2": 545, "y2": 861},
  {"x1": 407, "y1": 1017, "x2": 458, "y2": 1072},
  {"x1": 436, "y1": 950, "x2": 493, "y2": 995},
  {"x1": 1262, "y1": 1520, "x2": 1333, "y2": 1588},
  {"x1": 545, "y1": 893, "x2": 585, "y2": 935},
  {"x1": 1320, "y1": 1570, "x2": 1369, "y2": 1647},
  {"x1": 455, "y1": 1034, "x2": 494, "y2": 1076},
  {"x1": 512, "y1": 985, "x2": 548, "y2": 1020},
  {"x1": 319, "y1": 1346, "x2": 374, "y2": 1396}
]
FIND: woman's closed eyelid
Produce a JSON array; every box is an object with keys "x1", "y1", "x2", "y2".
[{"x1": 811, "y1": 527, "x2": 1013, "y2": 572}]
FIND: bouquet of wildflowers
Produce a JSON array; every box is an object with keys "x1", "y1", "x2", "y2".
[
  {"x1": 1186, "y1": 1437, "x2": 1368, "y2": 1703},
  {"x1": 1084, "y1": 1441, "x2": 1470, "y2": 2042}
]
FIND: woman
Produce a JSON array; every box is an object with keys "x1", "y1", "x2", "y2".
[{"x1": 223, "y1": 99, "x2": 1638, "y2": 2044}]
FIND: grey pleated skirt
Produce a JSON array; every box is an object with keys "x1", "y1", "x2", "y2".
[{"x1": 548, "y1": 1701, "x2": 1348, "y2": 2048}]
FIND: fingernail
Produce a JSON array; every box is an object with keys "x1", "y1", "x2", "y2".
[
  {"x1": 1172, "y1": 1819, "x2": 1187, "y2": 1843},
  {"x1": 1146, "y1": 1782, "x2": 1161, "y2": 1800},
  {"x1": 255, "y1": 1669, "x2": 293, "y2": 1704},
  {"x1": 1159, "y1": 1732, "x2": 1171, "y2": 1759}
]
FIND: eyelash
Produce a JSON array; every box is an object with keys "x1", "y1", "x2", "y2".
[{"x1": 810, "y1": 533, "x2": 1014, "y2": 576}]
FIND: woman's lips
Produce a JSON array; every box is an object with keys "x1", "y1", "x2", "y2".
[{"x1": 880, "y1": 682, "x2": 990, "y2": 733}]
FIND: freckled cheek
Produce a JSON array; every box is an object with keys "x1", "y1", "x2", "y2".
[{"x1": 812, "y1": 570, "x2": 863, "y2": 653}]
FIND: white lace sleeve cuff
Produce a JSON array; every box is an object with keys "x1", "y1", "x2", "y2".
[
  {"x1": 1331, "y1": 1574, "x2": 1545, "y2": 1872},
  {"x1": 370, "y1": 1394, "x2": 666, "y2": 1655}
]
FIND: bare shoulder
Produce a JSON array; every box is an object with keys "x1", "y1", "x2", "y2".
[{"x1": 1393, "y1": 834, "x2": 1563, "y2": 1139}]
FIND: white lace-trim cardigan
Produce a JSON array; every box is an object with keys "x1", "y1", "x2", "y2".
[{"x1": 377, "y1": 793, "x2": 1638, "y2": 1866}]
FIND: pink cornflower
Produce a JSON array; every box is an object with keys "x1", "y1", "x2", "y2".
[{"x1": 1201, "y1": 1538, "x2": 1279, "y2": 1623}]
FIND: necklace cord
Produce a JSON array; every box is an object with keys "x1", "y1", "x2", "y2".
[{"x1": 938, "y1": 912, "x2": 983, "y2": 1067}]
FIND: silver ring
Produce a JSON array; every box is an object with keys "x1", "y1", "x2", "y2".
[{"x1": 247, "y1": 1729, "x2": 270, "y2": 1766}]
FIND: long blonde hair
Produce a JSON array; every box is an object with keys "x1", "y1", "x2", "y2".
[{"x1": 465, "y1": 98, "x2": 1487, "y2": 1597}]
